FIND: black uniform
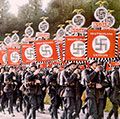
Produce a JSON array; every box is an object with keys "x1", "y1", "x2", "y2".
[
  {"x1": 3, "y1": 72, "x2": 16, "y2": 116},
  {"x1": 21, "y1": 71, "x2": 38, "y2": 119},
  {"x1": 107, "y1": 68, "x2": 120, "y2": 119},
  {"x1": 47, "y1": 72, "x2": 60, "y2": 119},
  {"x1": 60, "y1": 69, "x2": 77, "y2": 119},
  {"x1": 85, "y1": 68, "x2": 108, "y2": 119}
]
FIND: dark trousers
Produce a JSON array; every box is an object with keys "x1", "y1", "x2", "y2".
[
  {"x1": 16, "y1": 91, "x2": 23, "y2": 112},
  {"x1": 85, "y1": 97, "x2": 98, "y2": 119},
  {"x1": 37, "y1": 92, "x2": 46, "y2": 111},
  {"x1": 50, "y1": 94, "x2": 60, "y2": 119},
  {"x1": 61, "y1": 97, "x2": 75, "y2": 119},
  {"x1": 6, "y1": 92, "x2": 14, "y2": 114},
  {"x1": 75, "y1": 96, "x2": 82, "y2": 118},
  {"x1": 26, "y1": 95, "x2": 37, "y2": 119},
  {"x1": 24, "y1": 95, "x2": 30, "y2": 119},
  {"x1": 85, "y1": 97, "x2": 104, "y2": 119}
]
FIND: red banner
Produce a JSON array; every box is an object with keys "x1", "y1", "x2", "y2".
[
  {"x1": 34, "y1": 40, "x2": 58, "y2": 62},
  {"x1": 0, "y1": 50, "x2": 7, "y2": 65},
  {"x1": 65, "y1": 36, "x2": 86, "y2": 61},
  {"x1": 7, "y1": 48, "x2": 20, "y2": 66},
  {"x1": 110, "y1": 61, "x2": 120, "y2": 67},
  {"x1": 87, "y1": 30, "x2": 116, "y2": 58},
  {"x1": 21, "y1": 44, "x2": 35, "y2": 64}
]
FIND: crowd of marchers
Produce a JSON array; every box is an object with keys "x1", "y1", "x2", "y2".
[{"x1": 0, "y1": 60, "x2": 120, "y2": 119}]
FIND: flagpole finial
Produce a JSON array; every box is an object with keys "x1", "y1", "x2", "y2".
[
  {"x1": 65, "y1": 20, "x2": 72, "y2": 24},
  {"x1": 108, "y1": 9, "x2": 114, "y2": 14},
  {"x1": 25, "y1": 22, "x2": 33, "y2": 27},
  {"x1": 95, "y1": 0, "x2": 108, "y2": 7},
  {"x1": 73, "y1": 9, "x2": 85, "y2": 14},
  {"x1": 40, "y1": 16, "x2": 48, "y2": 20},
  {"x1": 58, "y1": 24, "x2": 65, "y2": 28},
  {"x1": 5, "y1": 33, "x2": 11, "y2": 36},
  {"x1": 53, "y1": 34, "x2": 56, "y2": 37},
  {"x1": 12, "y1": 30, "x2": 19, "y2": 34}
]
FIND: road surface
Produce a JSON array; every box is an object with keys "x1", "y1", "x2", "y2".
[{"x1": 0, "y1": 105, "x2": 119, "y2": 119}]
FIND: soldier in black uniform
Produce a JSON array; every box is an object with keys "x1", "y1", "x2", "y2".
[
  {"x1": 47, "y1": 65, "x2": 60, "y2": 119},
  {"x1": 60, "y1": 62, "x2": 78, "y2": 119},
  {"x1": 107, "y1": 66, "x2": 120, "y2": 119},
  {"x1": 16, "y1": 68, "x2": 23, "y2": 112},
  {"x1": 84, "y1": 60, "x2": 109, "y2": 119},
  {"x1": 3, "y1": 66, "x2": 17, "y2": 117},
  {"x1": 0, "y1": 67, "x2": 5, "y2": 113},
  {"x1": 0, "y1": 67, "x2": 5, "y2": 91},
  {"x1": 37, "y1": 68, "x2": 47, "y2": 113},
  {"x1": 74, "y1": 66, "x2": 85, "y2": 119},
  {"x1": 20, "y1": 64, "x2": 39, "y2": 119}
]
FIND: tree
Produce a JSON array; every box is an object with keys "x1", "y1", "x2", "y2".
[{"x1": 0, "y1": 0, "x2": 120, "y2": 39}]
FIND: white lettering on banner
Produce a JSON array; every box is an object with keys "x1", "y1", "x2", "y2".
[
  {"x1": 25, "y1": 48, "x2": 35, "y2": 60},
  {"x1": 10, "y1": 52, "x2": 20, "y2": 63},
  {"x1": 70, "y1": 41, "x2": 85, "y2": 57},
  {"x1": 92, "y1": 35, "x2": 110, "y2": 54},
  {"x1": 39, "y1": 44, "x2": 53, "y2": 58}
]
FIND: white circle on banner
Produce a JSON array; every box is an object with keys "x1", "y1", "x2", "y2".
[
  {"x1": 94, "y1": 6, "x2": 108, "y2": 21},
  {"x1": 25, "y1": 26, "x2": 34, "y2": 37},
  {"x1": 72, "y1": 14, "x2": 85, "y2": 27},
  {"x1": 92, "y1": 35, "x2": 110, "y2": 54},
  {"x1": 65, "y1": 24, "x2": 74, "y2": 36},
  {"x1": 70, "y1": 41, "x2": 85, "y2": 57},
  {"x1": 38, "y1": 20, "x2": 49, "y2": 33},
  {"x1": 10, "y1": 52, "x2": 20, "y2": 63},
  {"x1": 104, "y1": 14, "x2": 115, "y2": 28},
  {"x1": 39, "y1": 44, "x2": 53, "y2": 58},
  {"x1": 2, "y1": 54, "x2": 7, "y2": 64},
  {"x1": 25, "y1": 47, "x2": 35, "y2": 60},
  {"x1": 56, "y1": 28, "x2": 65, "y2": 38}
]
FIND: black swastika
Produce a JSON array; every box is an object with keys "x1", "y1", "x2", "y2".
[
  {"x1": 97, "y1": 10, "x2": 106, "y2": 19},
  {"x1": 94, "y1": 38, "x2": 108, "y2": 51},
  {"x1": 26, "y1": 49, "x2": 34, "y2": 59},
  {"x1": 41, "y1": 46, "x2": 52, "y2": 56},
  {"x1": 72, "y1": 43, "x2": 85, "y2": 55},
  {"x1": 11, "y1": 53, "x2": 19, "y2": 62}
]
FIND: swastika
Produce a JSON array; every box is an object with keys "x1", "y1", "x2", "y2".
[
  {"x1": 25, "y1": 48, "x2": 35, "y2": 60},
  {"x1": 70, "y1": 41, "x2": 85, "y2": 57},
  {"x1": 94, "y1": 7, "x2": 107, "y2": 21},
  {"x1": 92, "y1": 35, "x2": 110, "y2": 54},
  {"x1": 39, "y1": 44, "x2": 53, "y2": 58},
  {"x1": 10, "y1": 52, "x2": 20, "y2": 63}
]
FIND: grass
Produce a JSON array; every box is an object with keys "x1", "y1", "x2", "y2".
[{"x1": 44, "y1": 92, "x2": 120, "y2": 113}]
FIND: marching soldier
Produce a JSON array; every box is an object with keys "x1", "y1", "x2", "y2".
[
  {"x1": 0, "y1": 67, "x2": 5, "y2": 91},
  {"x1": 84, "y1": 60, "x2": 109, "y2": 119},
  {"x1": 107, "y1": 66, "x2": 120, "y2": 119},
  {"x1": 47, "y1": 65, "x2": 60, "y2": 119},
  {"x1": 16, "y1": 68, "x2": 23, "y2": 112},
  {"x1": 0, "y1": 67, "x2": 5, "y2": 113},
  {"x1": 3, "y1": 66, "x2": 17, "y2": 117},
  {"x1": 37, "y1": 67, "x2": 47, "y2": 113},
  {"x1": 20, "y1": 63, "x2": 39, "y2": 119},
  {"x1": 74, "y1": 66, "x2": 85, "y2": 119},
  {"x1": 60, "y1": 62, "x2": 78, "y2": 119}
]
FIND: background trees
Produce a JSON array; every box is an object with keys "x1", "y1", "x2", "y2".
[{"x1": 0, "y1": 0, "x2": 120, "y2": 40}]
